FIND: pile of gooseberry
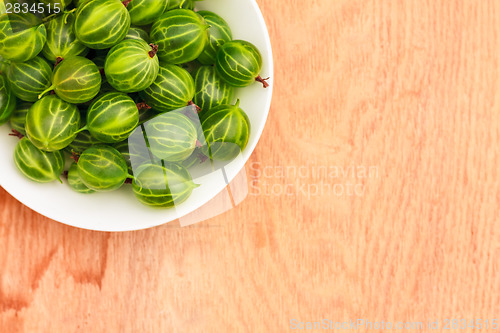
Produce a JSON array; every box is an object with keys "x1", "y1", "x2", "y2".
[{"x1": 0, "y1": 0, "x2": 269, "y2": 208}]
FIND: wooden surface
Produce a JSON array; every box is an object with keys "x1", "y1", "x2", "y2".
[{"x1": 1, "y1": 0, "x2": 500, "y2": 331}]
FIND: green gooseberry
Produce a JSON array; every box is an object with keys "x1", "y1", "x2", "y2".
[
  {"x1": 139, "y1": 64, "x2": 195, "y2": 112},
  {"x1": 77, "y1": 145, "x2": 129, "y2": 192},
  {"x1": 215, "y1": 40, "x2": 269, "y2": 88},
  {"x1": 150, "y1": 9, "x2": 209, "y2": 64},
  {"x1": 42, "y1": 11, "x2": 89, "y2": 63},
  {"x1": 66, "y1": 130, "x2": 103, "y2": 154},
  {"x1": 196, "y1": 11, "x2": 233, "y2": 65},
  {"x1": 85, "y1": 92, "x2": 139, "y2": 143},
  {"x1": 0, "y1": 74, "x2": 16, "y2": 125},
  {"x1": 201, "y1": 100, "x2": 251, "y2": 161},
  {"x1": 39, "y1": 56, "x2": 102, "y2": 104},
  {"x1": 9, "y1": 103, "x2": 31, "y2": 135},
  {"x1": 143, "y1": 112, "x2": 198, "y2": 162},
  {"x1": 14, "y1": 137, "x2": 64, "y2": 183},
  {"x1": 7, "y1": 56, "x2": 52, "y2": 102},
  {"x1": 25, "y1": 95, "x2": 80, "y2": 152},
  {"x1": 104, "y1": 39, "x2": 159, "y2": 93},
  {"x1": 0, "y1": 13, "x2": 47, "y2": 62},
  {"x1": 165, "y1": 0, "x2": 198, "y2": 10},
  {"x1": 132, "y1": 162, "x2": 199, "y2": 208},
  {"x1": 67, "y1": 162, "x2": 95, "y2": 194},
  {"x1": 193, "y1": 65, "x2": 234, "y2": 113},
  {"x1": 74, "y1": 0, "x2": 131, "y2": 49},
  {"x1": 127, "y1": 0, "x2": 168, "y2": 26}
]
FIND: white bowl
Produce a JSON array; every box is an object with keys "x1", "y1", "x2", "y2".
[{"x1": 0, "y1": 0, "x2": 273, "y2": 231}]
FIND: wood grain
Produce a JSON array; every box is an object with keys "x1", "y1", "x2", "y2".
[{"x1": 1, "y1": 0, "x2": 500, "y2": 331}]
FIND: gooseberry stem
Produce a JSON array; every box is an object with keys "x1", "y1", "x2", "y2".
[
  {"x1": 195, "y1": 140, "x2": 203, "y2": 148},
  {"x1": 9, "y1": 129, "x2": 24, "y2": 139},
  {"x1": 183, "y1": 102, "x2": 201, "y2": 122},
  {"x1": 42, "y1": 13, "x2": 57, "y2": 22},
  {"x1": 63, "y1": 9, "x2": 76, "y2": 24},
  {"x1": 196, "y1": 151, "x2": 209, "y2": 163},
  {"x1": 70, "y1": 152, "x2": 80, "y2": 163},
  {"x1": 122, "y1": 0, "x2": 132, "y2": 6},
  {"x1": 125, "y1": 174, "x2": 135, "y2": 184},
  {"x1": 187, "y1": 101, "x2": 201, "y2": 113},
  {"x1": 136, "y1": 102, "x2": 151, "y2": 110},
  {"x1": 75, "y1": 125, "x2": 88, "y2": 134},
  {"x1": 256, "y1": 75, "x2": 270, "y2": 88},
  {"x1": 54, "y1": 57, "x2": 63, "y2": 68},
  {"x1": 148, "y1": 44, "x2": 158, "y2": 58},
  {"x1": 38, "y1": 84, "x2": 55, "y2": 99}
]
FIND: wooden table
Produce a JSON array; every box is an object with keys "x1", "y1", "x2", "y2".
[{"x1": 1, "y1": 1, "x2": 499, "y2": 331}]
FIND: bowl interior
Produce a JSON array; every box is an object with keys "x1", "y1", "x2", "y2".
[{"x1": 0, "y1": 0, "x2": 273, "y2": 231}]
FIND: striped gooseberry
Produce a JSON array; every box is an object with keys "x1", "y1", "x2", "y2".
[
  {"x1": 42, "y1": 12, "x2": 89, "y2": 63},
  {"x1": 67, "y1": 162, "x2": 95, "y2": 194},
  {"x1": 0, "y1": 13, "x2": 47, "y2": 62},
  {"x1": 7, "y1": 56, "x2": 52, "y2": 102},
  {"x1": 196, "y1": 11, "x2": 232, "y2": 65},
  {"x1": 143, "y1": 111, "x2": 198, "y2": 162},
  {"x1": 0, "y1": 75, "x2": 16, "y2": 126},
  {"x1": 215, "y1": 40, "x2": 269, "y2": 88},
  {"x1": 9, "y1": 103, "x2": 31, "y2": 135},
  {"x1": 85, "y1": 92, "x2": 140, "y2": 143},
  {"x1": 193, "y1": 66, "x2": 234, "y2": 113},
  {"x1": 77, "y1": 145, "x2": 129, "y2": 192},
  {"x1": 132, "y1": 162, "x2": 199, "y2": 207},
  {"x1": 150, "y1": 9, "x2": 209, "y2": 64},
  {"x1": 139, "y1": 64, "x2": 195, "y2": 112},
  {"x1": 126, "y1": 0, "x2": 168, "y2": 26},
  {"x1": 25, "y1": 95, "x2": 80, "y2": 152},
  {"x1": 104, "y1": 39, "x2": 159, "y2": 93},
  {"x1": 200, "y1": 100, "x2": 251, "y2": 161},
  {"x1": 74, "y1": 0, "x2": 131, "y2": 49},
  {"x1": 14, "y1": 137, "x2": 64, "y2": 183},
  {"x1": 39, "y1": 56, "x2": 102, "y2": 104}
]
